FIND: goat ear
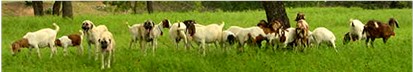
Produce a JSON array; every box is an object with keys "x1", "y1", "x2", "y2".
[
  {"x1": 395, "y1": 20, "x2": 399, "y2": 28},
  {"x1": 98, "y1": 39, "x2": 101, "y2": 42},
  {"x1": 351, "y1": 22, "x2": 355, "y2": 27}
]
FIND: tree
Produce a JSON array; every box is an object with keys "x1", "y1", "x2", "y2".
[
  {"x1": 262, "y1": 1, "x2": 290, "y2": 28},
  {"x1": 62, "y1": 1, "x2": 73, "y2": 19},
  {"x1": 52, "y1": 1, "x2": 62, "y2": 15},
  {"x1": 133, "y1": 1, "x2": 138, "y2": 14},
  {"x1": 32, "y1": 1, "x2": 44, "y2": 16},
  {"x1": 146, "y1": 1, "x2": 153, "y2": 14}
]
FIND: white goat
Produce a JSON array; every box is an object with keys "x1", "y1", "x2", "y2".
[
  {"x1": 169, "y1": 22, "x2": 190, "y2": 50},
  {"x1": 11, "y1": 23, "x2": 60, "y2": 58},
  {"x1": 234, "y1": 26, "x2": 266, "y2": 52},
  {"x1": 349, "y1": 19, "x2": 366, "y2": 41},
  {"x1": 226, "y1": 26, "x2": 244, "y2": 36},
  {"x1": 267, "y1": 28, "x2": 297, "y2": 48},
  {"x1": 220, "y1": 30, "x2": 236, "y2": 51},
  {"x1": 186, "y1": 22, "x2": 225, "y2": 56},
  {"x1": 308, "y1": 27, "x2": 337, "y2": 52}
]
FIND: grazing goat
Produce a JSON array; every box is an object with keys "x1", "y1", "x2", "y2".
[
  {"x1": 227, "y1": 26, "x2": 244, "y2": 36},
  {"x1": 348, "y1": 19, "x2": 366, "y2": 42},
  {"x1": 126, "y1": 19, "x2": 170, "y2": 55},
  {"x1": 308, "y1": 27, "x2": 337, "y2": 52},
  {"x1": 267, "y1": 27, "x2": 297, "y2": 49},
  {"x1": 234, "y1": 27, "x2": 267, "y2": 53},
  {"x1": 221, "y1": 30, "x2": 236, "y2": 51},
  {"x1": 343, "y1": 32, "x2": 361, "y2": 45},
  {"x1": 185, "y1": 21, "x2": 225, "y2": 56},
  {"x1": 55, "y1": 30, "x2": 84, "y2": 56},
  {"x1": 362, "y1": 18, "x2": 398, "y2": 47},
  {"x1": 11, "y1": 23, "x2": 60, "y2": 58},
  {"x1": 256, "y1": 20, "x2": 284, "y2": 48}
]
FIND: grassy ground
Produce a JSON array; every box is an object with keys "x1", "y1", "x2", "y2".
[{"x1": 2, "y1": 7, "x2": 412, "y2": 71}]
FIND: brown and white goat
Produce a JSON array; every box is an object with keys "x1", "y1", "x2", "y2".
[
  {"x1": 255, "y1": 20, "x2": 285, "y2": 48},
  {"x1": 295, "y1": 19, "x2": 310, "y2": 47},
  {"x1": 55, "y1": 30, "x2": 84, "y2": 56},
  {"x1": 362, "y1": 18, "x2": 398, "y2": 47}
]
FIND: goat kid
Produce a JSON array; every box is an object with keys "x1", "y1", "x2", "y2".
[{"x1": 55, "y1": 30, "x2": 84, "y2": 56}]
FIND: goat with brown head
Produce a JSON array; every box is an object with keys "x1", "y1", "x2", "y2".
[
  {"x1": 363, "y1": 20, "x2": 395, "y2": 47},
  {"x1": 295, "y1": 12, "x2": 305, "y2": 21},
  {"x1": 11, "y1": 38, "x2": 30, "y2": 56},
  {"x1": 183, "y1": 20, "x2": 197, "y2": 36},
  {"x1": 161, "y1": 19, "x2": 171, "y2": 28}
]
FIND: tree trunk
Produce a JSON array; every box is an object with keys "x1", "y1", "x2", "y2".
[
  {"x1": 133, "y1": 1, "x2": 138, "y2": 14},
  {"x1": 262, "y1": 1, "x2": 290, "y2": 28},
  {"x1": 32, "y1": 1, "x2": 44, "y2": 16},
  {"x1": 62, "y1": 1, "x2": 73, "y2": 19},
  {"x1": 146, "y1": 1, "x2": 153, "y2": 14},
  {"x1": 52, "y1": 1, "x2": 62, "y2": 15}
]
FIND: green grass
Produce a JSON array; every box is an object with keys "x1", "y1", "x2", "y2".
[{"x1": 2, "y1": 7, "x2": 412, "y2": 71}]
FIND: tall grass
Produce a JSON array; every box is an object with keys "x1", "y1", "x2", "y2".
[{"x1": 2, "y1": 7, "x2": 412, "y2": 71}]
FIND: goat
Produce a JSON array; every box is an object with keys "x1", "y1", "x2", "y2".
[
  {"x1": 348, "y1": 19, "x2": 366, "y2": 42},
  {"x1": 55, "y1": 30, "x2": 84, "y2": 56},
  {"x1": 185, "y1": 21, "x2": 225, "y2": 56},
  {"x1": 308, "y1": 27, "x2": 337, "y2": 52},
  {"x1": 221, "y1": 30, "x2": 236, "y2": 51},
  {"x1": 295, "y1": 20, "x2": 310, "y2": 47},
  {"x1": 11, "y1": 23, "x2": 60, "y2": 58},
  {"x1": 234, "y1": 27, "x2": 267, "y2": 53},
  {"x1": 169, "y1": 21, "x2": 191, "y2": 50},
  {"x1": 362, "y1": 18, "x2": 397, "y2": 47},
  {"x1": 267, "y1": 27, "x2": 297, "y2": 50}
]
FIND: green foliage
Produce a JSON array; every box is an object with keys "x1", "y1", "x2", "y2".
[{"x1": 2, "y1": 7, "x2": 412, "y2": 71}]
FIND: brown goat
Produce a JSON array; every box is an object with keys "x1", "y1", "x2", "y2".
[
  {"x1": 295, "y1": 19, "x2": 310, "y2": 47},
  {"x1": 362, "y1": 19, "x2": 396, "y2": 47},
  {"x1": 255, "y1": 20, "x2": 283, "y2": 48},
  {"x1": 295, "y1": 12, "x2": 305, "y2": 22}
]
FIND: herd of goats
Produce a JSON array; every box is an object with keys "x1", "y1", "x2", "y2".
[{"x1": 9, "y1": 13, "x2": 399, "y2": 69}]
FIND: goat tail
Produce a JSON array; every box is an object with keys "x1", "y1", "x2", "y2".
[
  {"x1": 349, "y1": 18, "x2": 354, "y2": 22},
  {"x1": 79, "y1": 30, "x2": 84, "y2": 37},
  {"x1": 125, "y1": 22, "x2": 132, "y2": 28},
  {"x1": 52, "y1": 23, "x2": 60, "y2": 32},
  {"x1": 220, "y1": 22, "x2": 225, "y2": 28}
]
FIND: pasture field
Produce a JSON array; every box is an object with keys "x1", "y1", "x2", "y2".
[{"x1": 2, "y1": 7, "x2": 412, "y2": 71}]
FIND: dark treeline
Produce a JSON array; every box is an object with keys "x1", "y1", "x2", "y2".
[{"x1": 101, "y1": 1, "x2": 411, "y2": 13}]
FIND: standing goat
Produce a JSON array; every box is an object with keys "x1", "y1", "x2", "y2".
[
  {"x1": 362, "y1": 18, "x2": 398, "y2": 47},
  {"x1": 169, "y1": 20, "x2": 192, "y2": 50},
  {"x1": 55, "y1": 30, "x2": 84, "y2": 56},
  {"x1": 185, "y1": 21, "x2": 225, "y2": 56}
]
